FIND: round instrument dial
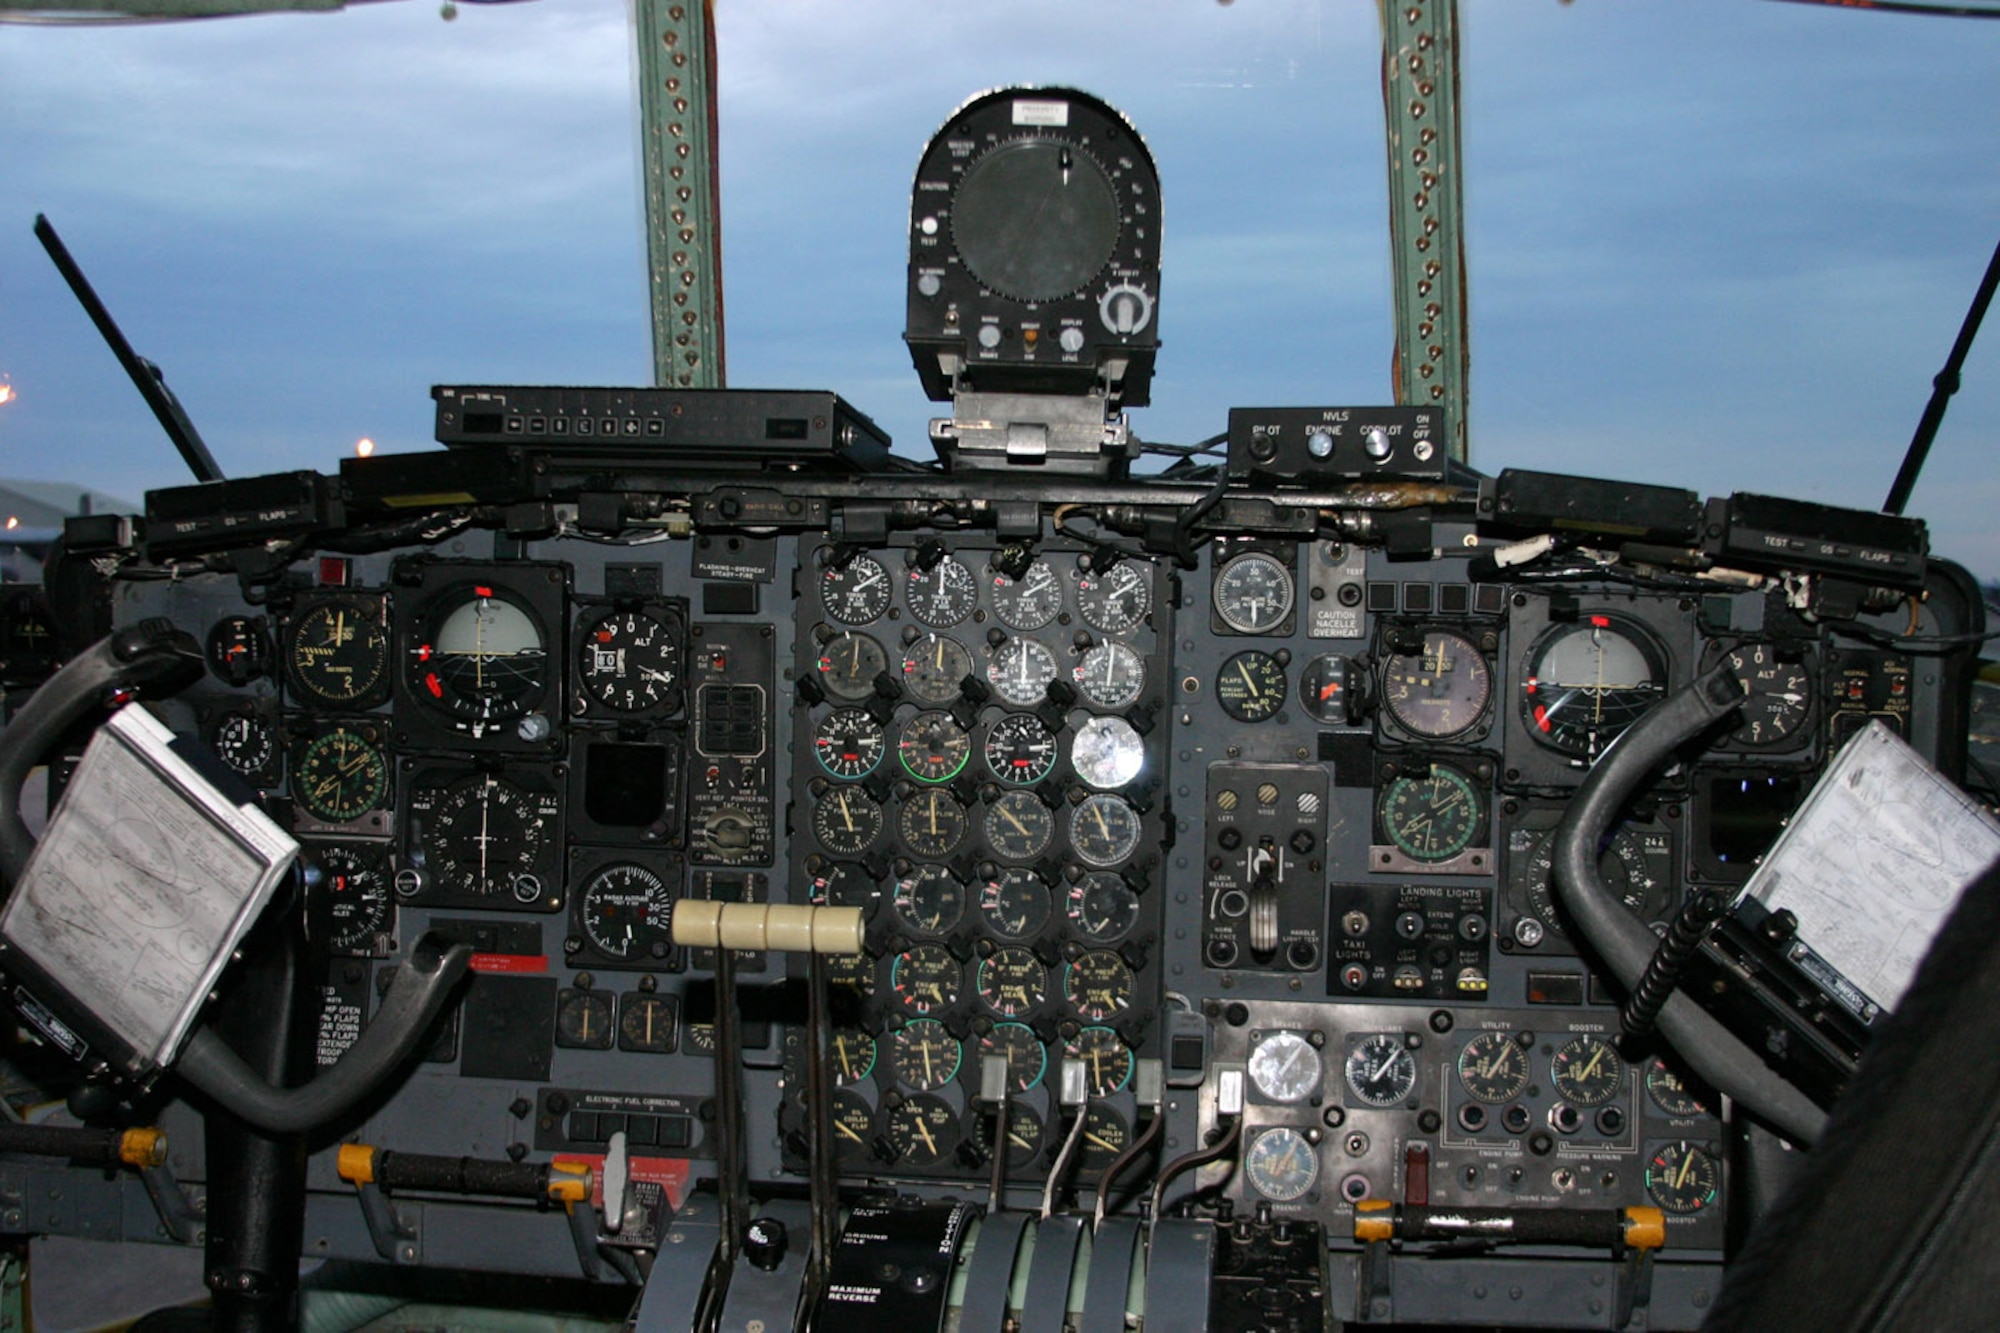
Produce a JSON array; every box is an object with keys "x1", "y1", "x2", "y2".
[
  {"x1": 984, "y1": 791, "x2": 1055, "y2": 862},
  {"x1": 906, "y1": 555, "x2": 978, "y2": 628},
  {"x1": 827, "y1": 952, "x2": 878, "y2": 1002},
  {"x1": 1067, "y1": 872, "x2": 1140, "y2": 944},
  {"x1": 413, "y1": 773, "x2": 558, "y2": 902},
  {"x1": 1645, "y1": 1058, "x2": 1713, "y2": 1118},
  {"x1": 1077, "y1": 562, "x2": 1151, "y2": 634},
  {"x1": 1067, "y1": 1025, "x2": 1135, "y2": 1097},
  {"x1": 820, "y1": 554, "x2": 892, "y2": 625},
  {"x1": 902, "y1": 633, "x2": 972, "y2": 704},
  {"x1": 978, "y1": 1021, "x2": 1048, "y2": 1093},
  {"x1": 976, "y1": 946, "x2": 1046, "y2": 1017},
  {"x1": 578, "y1": 609, "x2": 679, "y2": 713},
  {"x1": 830, "y1": 1029, "x2": 878, "y2": 1086},
  {"x1": 1216, "y1": 650, "x2": 1288, "y2": 723},
  {"x1": 287, "y1": 599, "x2": 391, "y2": 709},
  {"x1": 816, "y1": 632, "x2": 888, "y2": 702},
  {"x1": 976, "y1": 1102, "x2": 1045, "y2": 1170},
  {"x1": 953, "y1": 137, "x2": 1120, "y2": 301},
  {"x1": 814, "y1": 708, "x2": 886, "y2": 780},
  {"x1": 812, "y1": 787, "x2": 884, "y2": 856},
  {"x1": 1245, "y1": 1127, "x2": 1320, "y2": 1203},
  {"x1": 409, "y1": 585, "x2": 548, "y2": 735},
  {"x1": 1521, "y1": 616, "x2": 1669, "y2": 761},
  {"x1": 1079, "y1": 1106, "x2": 1130, "y2": 1173},
  {"x1": 898, "y1": 710, "x2": 971, "y2": 784},
  {"x1": 1725, "y1": 643, "x2": 1812, "y2": 747},
  {"x1": 1345, "y1": 1034, "x2": 1419, "y2": 1109},
  {"x1": 1069, "y1": 793, "x2": 1143, "y2": 868},
  {"x1": 618, "y1": 995, "x2": 675, "y2": 1053},
  {"x1": 830, "y1": 1090, "x2": 875, "y2": 1166},
  {"x1": 1518, "y1": 824, "x2": 1674, "y2": 943},
  {"x1": 1248, "y1": 1030, "x2": 1324, "y2": 1104},
  {"x1": 1063, "y1": 949, "x2": 1134, "y2": 1021},
  {"x1": 890, "y1": 1019, "x2": 962, "y2": 1092},
  {"x1": 556, "y1": 990, "x2": 615, "y2": 1050},
  {"x1": 988, "y1": 637, "x2": 1059, "y2": 707},
  {"x1": 893, "y1": 864, "x2": 966, "y2": 935},
  {"x1": 1380, "y1": 630, "x2": 1492, "y2": 738},
  {"x1": 889, "y1": 944, "x2": 960, "y2": 1014},
  {"x1": 1457, "y1": 1031, "x2": 1532, "y2": 1105},
  {"x1": 1645, "y1": 1141, "x2": 1721, "y2": 1215},
  {"x1": 1070, "y1": 715, "x2": 1144, "y2": 789},
  {"x1": 206, "y1": 615, "x2": 272, "y2": 686},
  {"x1": 1377, "y1": 763, "x2": 1486, "y2": 863},
  {"x1": 899, "y1": 789, "x2": 968, "y2": 859},
  {"x1": 1551, "y1": 1034, "x2": 1625, "y2": 1109},
  {"x1": 292, "y1": 726, "x2": 389, "y2": 824},
  {"x1": 811, "y1": 861, "x2": 881, "y2": 914},
  {"x1": 309, "y1": 845, "x2": 393, "y2": 953},
  {"x1": 884, "y1": 1094, "x2": 958, "y2": 1167},
  {"x1": 990, "y1": 558, "x2": 1062, "y2": 631},
  {"x1": 1213, "y1": 551, "x2": 1294, "y2": 634},
  {"x1": 210, "y1": 710, "x2": 276, "y2": 781},
  {"x1": 984, "y1": 713, "x2": 1059, "y2": 786},
  {"x1": 1074, "y1": 640, "x2": 1145, "y2": 709},
  {"x1": 578, "y1": 862, "x2": 675, "y2": 962},
  {"x1": 979, "y1": 868, "x2": 1051, "y2": 939}
]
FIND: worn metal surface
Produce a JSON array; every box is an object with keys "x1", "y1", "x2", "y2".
[{"x1": 633, "y1": 0, "x2": 726, "y2": 389}]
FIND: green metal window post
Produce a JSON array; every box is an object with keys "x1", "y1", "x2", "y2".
[{"x1": 635, "y1": 0, "x2": 727, "y2": 389}]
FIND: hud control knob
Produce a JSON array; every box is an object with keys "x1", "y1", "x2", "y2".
[{"x1": 1363, "y1": 426, "x2": 1394, "y2": 461}]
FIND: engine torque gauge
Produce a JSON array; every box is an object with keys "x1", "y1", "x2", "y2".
[
  {"x1": 814, "y1": 708, "x2": 887, "y2": 780},
  {"x1": 1074, "y1": 640, "x2": 1145, "y2": 710},
  {"x1": 1249, "y1": 1030, "x2": 1324, "y2": 1104},
  {"x1": 292, "y1": 726, "x2": 390, "y2": 825},
  {"x1": 1551, "y1": 1034, "x2": 1625, "y2": 1108},
  {"x1": 409, "y1": 584, "x2": 549, "y2": 737},
  {"x1": 890, "y1": 1019, "x2": 962, "y2": 1091},
  {"x1": 578, "y1": 862, "x2": 675, "y2": 962},
  {"x1": 990, "y1": 558, "x2": 1063, "y2": 631},
  {"x1": 577, "y1": 608, "x2": 680, "y2": 714},
  {"x1": 978, "y1": 1021, "x2": 1048, "y2": 1093},
  {"x1": 1345, "y1": 1034, "x2": 1419, "y2": 1109},
  {"x1": 976, "y1": 946, "x2": 1046, "y2": 1017},
  {"x1": 1521, "y1": 615, "x2": 1669, "y2": 761},
  {"x1": 817, "y1": 632, "x2": 888, "y2": 702},
  {"x1": 1458, "y1": 1031, "x2": 1531, "y2": 1105},
  {"x1": 1077, "y1": 562, "x2": 1151, "y2": 634},
  {"x1": 984, "y1": 713, "x2": 1059, "y2": 786},
  {"x1": 906, "y1": 555, "x2": 977, "y2": 628},
  {"x1": 1377, "y1": 763, "x2": 1487, "y2": 864},
  {"x1": 1067, "y1": 1025, "x2": 1135, "y2": 1097},
  {"x1": 820, "y1": 553, "x2": 892, "y2": 625},
  {"x1": 988, "y1": 637, "x2": 1059, "y2": 707},
  {"x1": 813, "y1": 787, "x2": 884, "y2": 856},
  {"x1": 1381, "y1": 630, "x2": 1492, "y2": 738},
  {"x1": 287, "y1": 597, "x2": 391, "y2": 709},
  {"x1": 1213, "y1": 551, "x2": 1294, "y2": 634},
  {"x1": 902, "y1": 633, "x2": 972, "y2": 704},
  {"x1": 1070, "y1": 793, "x2": 1143, "y2": 868},
  {"x1": 1245, "y1": 1127, "x2": 1320, "y2": 1203},
  {"x1": 1216, "y1": 650, "x2": 1288, "y2": 723}
]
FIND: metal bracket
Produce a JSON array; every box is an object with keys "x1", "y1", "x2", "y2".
[
  {"x1": 1358, "y1": 1240, "x2": 1395, "y2": 1324},
  {"x1": 634, "y1": 0, "x2": 725, "y2": 388},
  {"x1": 352, "y1": 1180, "x2": 418, "y2": 1265},
  {"x1": 1379, "y1": 0, "x2": 1470, "y2": 461},
  {"x1": 139, "y1": 1163, "x2": 205, "y2": 1244},
  {"x1": 1616, "y1": 1246, "x2": 1657, "y2": 1330},
  {"x1": 932, "y1": 391, "x2": 1132, "y2": 477},
  {"x1": 566, "y1": 1198, "x2": 605, "y2": 1283}
]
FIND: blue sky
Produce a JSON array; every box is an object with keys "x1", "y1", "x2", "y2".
[{"x1": 2, "y1": 0, "x2": 1997, "y2": 575}]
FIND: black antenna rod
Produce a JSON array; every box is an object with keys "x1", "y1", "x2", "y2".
[
  {"x1": 1884, "y1": 230, "x2": 2000, "y2": 516},
  {"x1": 32, "y1": 214, "x2": 225, "y2": 485}
]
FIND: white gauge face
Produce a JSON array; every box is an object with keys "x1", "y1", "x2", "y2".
[
  {"x1": 906, "y1": 555, "x2": 978, "y2": 628},
  {"x1": 990, "y1": 558, "x2": 1063, "y2": 630},
  {"x1": 988, "y1": 637, "x2": 1059, "y2": 706},
  {"x1": 1074, "y1": 640, "x2": 1145, "y2": 709},
  {"x1": 1244, "y1": 1126, "x2": 1320, "y2": 1202},
  {"x1": 1248, "y1": 1030, "x2": 1324, "y2": 1104},
  {"x1": 1213, "y1": 551, "x2": 1294, "y2": 634},
  {"x1": 1070, "y1": 715, "x2": 1145, "y2": 789},
  {"x1": 1077, "y1": 561, "x2": 1151, "y2": 633}
]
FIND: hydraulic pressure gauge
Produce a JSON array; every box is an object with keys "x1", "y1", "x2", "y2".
[
  {"x1": 902, "y1": 633, "x2": 972, "y2": 704},
  {"x1": 817, "y1": 632, "x2": 888, "y2": 702},
  {"x1": 1077, "y1": 562, "x2": 1151, "y2": 634},
  {"x1": 1245, "y1": 1127, "x2": 1320, "y2": 1203},
  {"x1": 984, "y1": 791, "x2": 1055, "y2": 862},
  {"x1": 577, "y1": 607, "x2": 681, "y2": 714},
  {"x1": 1380, "y1": 629, "x2": 1492, "y2": 739},
  {"x1": 900, "y1": 789, "x2": 969, "y2": 859},
  {"x1": 975, "y1": 946, "x2": 1046, "y2": 1017},
  {"x1": 1067, "y1": 1026, "x2": 1135, "y2": 1097},
  {"x1": 1645, "y1": 1058, "x2": 1713, "y2": 1118},
  {"x1": 1345, "y1": 1034, "x2": 1419, "y2": 1109},
  {"x1": 1551, "y1": 1034, "x2": 1626, "y2": 1108},
  {"x1": 1074, "y1": 640, "x2": 1145, "y2": 709},
  {"x1": 578, "y1": 862, "x2": 675, "y2": 962},
  {"x1": 980, "y1": 868, "x2": 1052, "y2": 939},
  {"x1": 1216, "y1": 650, "x2": 1288, "y2": 723},
  {"x1": 408, "y1": 584, "x2": 549, "y2": 737},
  {"x1": 1521, "y1": 615, "x2": 1669, "y2": 761},
  {"x1": 1457, "y1": 1031, "x2": 1532, "y2": 1105},
  {"x1": 1645, "y1": 1141, "x2": 1721, "y2": 1215},
  {"x1": 890, "y1": 1019, "x2": 962, "y2": 1092},
  {"x1": 820, "y1": 553, "x2": 892, "y2": 625},
  {"x1": 905, "y1": 554, "x2": 977, "y2": 628},
  {"x1": 979, "y1": 1022, "x2": 1048, "y2": 1093},
  {"x1": 990, "y1": 558, "x2": 1063, "y2": 631},
  {"x1": 814, "y1": 708, "x2": 887, "y2": 780},
  {"x1": 1213, "y1": 551, "x2": 1294, "y2": 634},
  {"x1": 1070, "y1": 793, "x2": 1143, "y2": 868},
  {"x1": 893, "y1": 864, "x2": 966, "y2": 935},
  {"x1": 287, "y1": 597, "x2": 391, "y2": 709},
  {"x1": 1248, "y1": 1030, "x2": 1324, "y2": 1104},
  {"x1": 292, "y1": 725, "x2": 390, "y2": 825},
  {"x1": 988, "y1": 637, "x2": 1059, "y2": 707},
  {"x1": 984, "y1": 713, "x2": 1060, "y2": 786},
  {"x1": 813, "y1": 787, "x2": 884, "y2": 856}
]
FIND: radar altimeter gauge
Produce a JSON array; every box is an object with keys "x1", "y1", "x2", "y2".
[
  {"x1": 578, "y1": 861, "x2": 676, "y2": 962},
  {"x1": 906, "y1": 87, "x2": 1163, "y2": 406}
]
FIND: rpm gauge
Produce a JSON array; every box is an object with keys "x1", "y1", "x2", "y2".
[
  {"x1": 1380, "y1": 630, "x2": 1492, "y2": 739},
  {"x1": 1073, "y1": 640, "x2": 1145, "y2": 709},
  {"x1": 984, "y1": 713, "x2": 1059, "y2": 786},
  {"x1": 988, "y1": 637, "x2": 1059, "y2": 707},
  {"x1": 898, "y1": 711, "x2": 972, "y2": 784},
  {"x1": 1521, "y1": 615, "x2": 1669, "y2": 761},
  {"x1": 408, "y1": 585, "x2": 549, "y2": 737}
]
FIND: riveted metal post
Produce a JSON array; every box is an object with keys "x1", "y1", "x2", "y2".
[
  {"x1": 1379, "y1": 0, "x2": 1469, "y2": 461},
  {"x1": 635, "y1": 0, "x2": 726, "y2": 388}
]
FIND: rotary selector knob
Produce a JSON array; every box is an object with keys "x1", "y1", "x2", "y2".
[
  {"x1": 744, "y1": 1216, "x2": 789, "y2": 1271},
  {"x1": 1099, "y1": 283, "x2": 1154, "y2": 335}
]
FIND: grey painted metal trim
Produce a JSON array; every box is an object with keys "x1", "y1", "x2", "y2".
[
  {"x1": 957, "y1": 1209, "x2": 1031, "y2": 1333},
  {"x1": 1077, "y1": 1217, "x2": 1141, "y2": 1333},
  {"x1": 1140, "y1": 1218, "x2": 1214, "y2": 1333},
  {"x1": 1019, "y1": 1213, "x2": 1085, "y2": 1333}
]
